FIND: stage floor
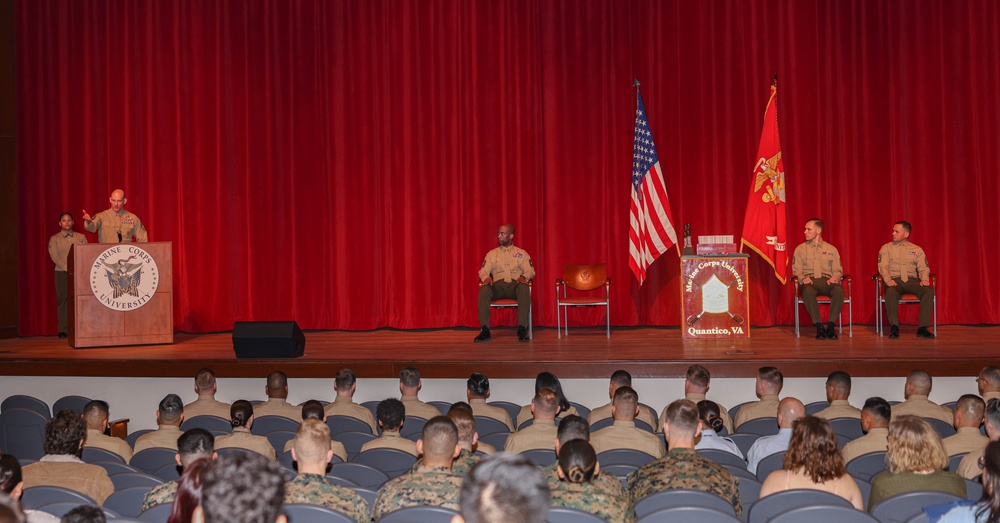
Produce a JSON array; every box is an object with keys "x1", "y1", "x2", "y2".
[{"x1": 2, "y1": 325, "x2": 999, "y2": 379}]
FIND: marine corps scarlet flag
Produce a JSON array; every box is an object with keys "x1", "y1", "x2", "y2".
[{"x1": 740, "y1": 77, "x2": 788, "y2": 284}]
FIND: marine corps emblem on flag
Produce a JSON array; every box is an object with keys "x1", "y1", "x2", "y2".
[{"x1": 90, "y1": 245, "x2": 160, "y2": 311}]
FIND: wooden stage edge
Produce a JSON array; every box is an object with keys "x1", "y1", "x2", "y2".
[{"x1": 1, "y1": 325, "x2": 999, "y2": 380}]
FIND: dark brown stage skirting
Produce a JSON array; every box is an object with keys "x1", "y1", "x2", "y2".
[{"x1": 2, "y1": 325, "x2": 1000, "y2": 380}]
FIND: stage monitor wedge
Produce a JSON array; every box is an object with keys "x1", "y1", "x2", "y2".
[{"x1": 232, "y1": 321, "x2": 305, "y2": 359}]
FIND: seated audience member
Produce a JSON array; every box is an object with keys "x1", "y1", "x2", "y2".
[
  {"x1": 516, "y1": 372, "x2": 579, "y2": 427},
  {"x1": 890, "y1": 370, "x2": 953, "y2": 424},
  {"x1": 284, "y1": 419, "x2": 368, "y2": 523},
  {"x1": 759, "y1": 416, "x2": 864, "y2": 509},
  {"x1": 0, "y1": 454, "x2": 59, "y2": 523},
  {"x1": 588, "y1": 370, "x2": 658, "y2": 430},
  {"x1": 253, "y1": 371, "x2": 301, "y2": 420},
  {"x1": 549, "y1": 440, "x2": 629, "y2": 523},
  {"x1": 81, "y1": 400, "x2": 133, "y2": 463},
  {"x1": 543, "y1": 415, "x2": 624, "y2": 498},
  {"x1": 166, "y1": 457, "x2": 211, "y2": 523},
  {"x1": 184, "y1": 368, "x2": 231, "y2": 420},
  {"x1": 939, "y1": 440, "x2": 1000, "y2": 522},
  {"x1": 214, "y1": 400, "x2": 276, "y2": 460},
  {"x1": 466, "y1": 373, "x2": 515, "y2": 431},
  {"x1": 868, "y1": 415, "x2": 966, "y2": 512},
  {"x1": 371, "y1": 416, "x2": 463, "y2": 520},
  {"x1": 360, "y1": 398, "x2": 418, "y2": 456},
  {"x1": 662, "y1": 365, "x2": 733, "y2": 433},
  {"x1": 324, "y1": 368, "x2": 377, "y2": 434},
  {"x1": 628, "y1": 399, "x2": 741, "y2": 517},
  {"x1": 59, "y1": 505, "x2": 105, "y2": 523},
  {"x1": 943, "y1": 394, "x2": 988, "y2": 457},
  {"x1": 957, "y1": 398, "x2": 1000, "y2": 480},
  {"x1": 694, "y1": 400, "x2": 743, "y2": 459},
  {"x1": 746, "y1": 397, "x2": 805, "y2": 475},
  {"x1": 450, "y1": 402, "x2": 496, "y2": 454},
  {"x1": 734, "y1": 366, "x2": 783, "y2": 428},
  {"x1": 21, "y1": 410, "x2": 114, "y2": 504},
  {"x1": 979, "y1": 366, "x2": 1000, "y2": 403},
  {"x1": 281, "y1": 400, "x2": 347, "y2": 462},
  {"x1": 0, "y1": 490, "x2": 26, "y2": 523},
  {"x1": 445, "y1": 407, "x2": 484, "y2": 476},
  {"x1": 815, "y1": 371, "x2": 861, "y2": 420},
  {"x1": 398, "y1": 366, "x2": 443, "y2": 420},
  {"x1": 134, "y1": 394, "x2": 185, "y2": 453},
  {"x1": 192, "y1": 452, "x2": 287, "y2": 523},
  {"x1": 453, "y1": 454, "x2": 550, "y2": 523},
  {"x1": 842, "y1": 397, "x2": 892, "y2": 463},
  {"x1": 504, "y1": 388, "x2": 561, "y2": 453},
  {"x1": 590, "y1": 386, "x2": 664, "y2": 458},
  {"x1": 142, "y1": 428, "x2": 216, "y2": 512}
]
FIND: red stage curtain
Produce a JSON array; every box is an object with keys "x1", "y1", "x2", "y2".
[{"x1": 15, "y1": 0, "x2": 1000, "y2": 335}]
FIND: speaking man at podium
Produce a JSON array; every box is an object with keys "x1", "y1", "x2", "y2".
[{"x1": 82, "y1": 188, "x2": 148, "y2": 243}]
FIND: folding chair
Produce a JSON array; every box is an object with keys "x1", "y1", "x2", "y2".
[{"x1": 793, "y1": 275, "x2": 852, "y2": 337}]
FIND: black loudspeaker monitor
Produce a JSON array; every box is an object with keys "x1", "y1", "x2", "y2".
[{"x1": 232, "y1": 321, "x2": 305, "y2": 358}]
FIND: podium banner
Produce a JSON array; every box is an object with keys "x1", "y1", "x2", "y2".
[{"x1": 680, "y1": 255, "x2": 750, "y2": 339}]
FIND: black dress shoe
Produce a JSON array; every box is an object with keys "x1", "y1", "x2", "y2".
[
  {"x1": 916, "y1": 327, "x2": 936, "y2": 339},
  {"x1": 825, "y1": 323, "x2": 838, "y2": 340},
  {"x1": 57, "y1": 332, "x2": 67, "y2": 339},
  {"x1": 814, "y1": 323, "x2": 827, "y2": 340},
  {"x1": 888, "y1": 325, "x2": 900, "y2": 338},
  {"x1": 517, "y1": 326, "x2": 529, "y2": 342},
  {"x1": 474, "y1": 327, "x2": 492, "y2": 343}
]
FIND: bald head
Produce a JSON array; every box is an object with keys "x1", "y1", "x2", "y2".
[
  {"x1": 266, "y1": 371, "x2": 288, "y2": 399},
  {"x1": 906, "y1": 370, "x2": 933, "y2": 397},
  {"x1": 955, "y1": 394, "x2": 986, "y2": 429},
  {"x1": 110, "y1": 189, "x2": 126, "y2": 212},
  {"x1": 777, "y1": 397, "x2": 805, "y2": 428}
]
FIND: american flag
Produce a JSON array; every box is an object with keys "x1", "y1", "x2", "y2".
[{"x1": 629, "y1": 90, "x2": 678, "y2": 286}]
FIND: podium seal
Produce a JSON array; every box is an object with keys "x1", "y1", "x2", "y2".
[{"x1": 90, "y1": 245, "x2": 160, "y2": 311}]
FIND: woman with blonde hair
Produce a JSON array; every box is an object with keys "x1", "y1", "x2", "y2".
[
  {"x1": 759, "y1": 416, "x2": 864, "y2": 509},
  {"x1": 868, "y1": 415, "x2": 966, "y2": 511}
]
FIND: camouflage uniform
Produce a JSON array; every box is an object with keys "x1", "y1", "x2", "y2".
[
  {"x1": 284, "y1": 473, "x2": 369, "y2": 523},
  {"x1": 542, "y1": 462, "x2": 625, "y2": 498},
  {"x1": 627, "y1": 448, "x2": 742, "y2": 517},
  {"x1": 549, "y1": 481, "x2": 629, "y2": 523},
  {"x1": 141, "y1": 480, "x2": 177, "y2": 512},
  {"x1": 371, "y1": 465, "x2": 462, "y2": 520}
]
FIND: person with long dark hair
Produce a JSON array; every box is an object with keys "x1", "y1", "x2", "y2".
[
  {"x1": 167, "y1": 457, "x2": 210, "y2": 523},
  {"x1": 549, "y1": 440, "x2": 628, "y2": 523},
  {"x1": 516, "y1": 372, "x2": 578, "y2": 427},
  {"x1": 938, "y1": 440, "x2": 1000, "y2": 522},
  {"x1": 0, "y1": 454, "x2": 58, "y2": 523},
  {"x1": 693, "y1": 400, "x2": 743, "y2": 459}
]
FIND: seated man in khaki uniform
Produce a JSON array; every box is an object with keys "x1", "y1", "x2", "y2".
[
  {"x1": 282, "y1": 400, "x2": 347, "y2": 462},
  {"x1": 588, "y1": 369, "x2": 657, "y2": 430},
  {"x1": 184, "y1": 368, "x2": 231, "y2": 420},
  {"x1": 957, "y1": 398, "x2": 1000, "y2": 479},
  {"x1": 399, "y1": 366, "x2": 442, "y2": 420},
  {"x1": 891, "y1": 370, "x2": 953, "y2": 424},
  {"x1": 504, "y1": 388, "x2": 560, "y2": 454},
  {"x1": 591, "y1": 386, "x2": 664, "y2": 458},
  {"x1": 979, "y1": 367, "x2": 1000, "y2": 403},
  {"x1": 324, "y1": 368, "x2": 377, "y2": 434},
  {"x1": 815, "y1": 371, "x2": 861, "y2": 420},
  {"x1": 662, "y1": 365, "x2": 733, "y2": 433},
  {"x1": 82, "y1": 400, "x2": 133, "y2": 463},
  {"x1": 253, "y1": 371, "x2": 301, "y2": 420},
  {"x1": 134, "y1": 394, "x2": 185, "y2": 453},
  {"x1": 22, "y1": 410, "x2": 114, "y2": 504},
  {"x1": 734, "y1": 366, "x2": 783, "y2": 428},
  {"x1": 360, "y1": 398, "x2": 418, "y2": 456},
  {"x1": 214, "y1": 400, "x2": 276, "y2": 460},
  {"x1": 842, "y1": 397, "x2": 892, "y2": 463},
  {"x1": 466, "y1": 372, "x2": 515, "y2": 431},
  {"x1": 943, "y1": 394, "x2": 988, "y2": 457}
]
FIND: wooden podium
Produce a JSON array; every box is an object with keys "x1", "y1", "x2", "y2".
[
  {"x1": 68, "y1": 242, "x2": 173, "y2": 348},
  {"x1": 680, "y1": 254, "x2": 750, "y2": 339}
]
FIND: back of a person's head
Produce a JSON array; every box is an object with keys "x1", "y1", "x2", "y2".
[
  {"x1": 663, "y1": 399, "x2": 699, "y2": 437},
  {"x1": 778, "y1": 397, "x2": 805, "y2": 427},
  {"x1": 399, "y1": 366, "x2": 420, "y2": 389},
  {"x1": 334, "y1": 368, "x2": 356, "y2": 392},
  {"x1": 987, "y1": 399, "x2": 1000, "y2": 431},
  {"x1": 609, "y1": 370, "x2": 632, "y2": 388},
  {"x1": 687, "y1": 365, "x2": 711, "y2": 389},
  {"x1": 862, "y1": 397, "x2": 892, "y2": 425},
  {"x1": 611, "y1": 386, "x2": 638, "y2": 420},
  {"x1": 195, "y1": 368, "x2": 217, "y2": 393},
  {"x1": 178, "y1": 428, "x2": 215, "y2": 465},
  {"x1": 956, "y1": 394, "x2": 986, "y2": 423},
  {"x1": 0, "y1": 455, "x2": 22, "y2": 495},
  {"x1": 198, "y1": 453, "x2": 285, "y2": 523},
  {"x1": 44, "y1": 409, "x2": 86, "y2": 455},
  {"x1": 449, "y1": 401, "x2": 474, "y2": 416},
  {"x1": 299, "y1": 400, "x2": 325, "y2": 421},
  {"x1": 169, "y1": 457, "x2": 211, "y2": 523},
  {"x1": 421, "y1": 416, "x2": 459, "y2": 462},
  {"x1": 534, "y1": 372, "x2": 570, "y2": 412},
  {"x1": 459, "y1": 454, "x2": 550, "y2": 523},
  {"x1": 60, "y1": 504, "x2": 105, "y2": 523},
  {"x1": 758, "y1": 366, "x2": 783, "y2": 392},
  {"x1": 82, "y1": 400, "x2": 110, "y2": 428},
  {"x1": 907, "y1": 370, "x2": 933, "y2": 395},
  {"x1": 0, "y1": 491, "x2": 24, "y2": 523},
  {"x1": 447, "y1": 408, "x2": 476, "y2": 444},
  {"x1": 293, "y1": 419, "x2": 331, "y2": 464},
  {"x1": 265, "y1": 371, "x2": 288, "y2": 397},
  {"x1": 229, "y1": 400, "x2": 254, "y2": 428},
  {"x1": 784, "y1": 416, "x2": 844, "y2": 484},
  {"x1": 886, "y1": 415, "x2": 948, "y2": 474},
  {"x1": 376, "y1": 398, "x2": 405, "y2": 430},
  {"x1": 159, "y1": 393, "x2": 184, "y2": 423},
  {"x1": 532, "y1": 388, "x2": 560, "y2": 418},
  {"x1": 980, "y1": 441, "x2": 1000, "y2": 509},
  {"x1": 982, "y1": 367, "x2": 1000, "y2": 390},
  {"x1": 467, "y1": 373, "x2": 490, "y2": 397},
  {"x1": 697, "y1": 400, "x2": 724, "y2": 433},
  {"x1": 557, "y1": 415, "x2": 589, "y2": 445},
  {"x1": 827, "y1": 371, "x2": 852, "y2": 395},
  {"x1": 557, "y1": 440, "x2": 597, "y2": 484}
]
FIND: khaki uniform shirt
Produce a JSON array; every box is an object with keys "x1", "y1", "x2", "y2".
[
  {"x1": 878, "y1": 240, "x2": 930, "y2": 282},
  {"x1": 184, "y1": 394, "x2": 232, "y2": 420},
  {"x1": 544, "y1": 462, "x2": 626, "y2": 499},
  {"x1": 84, "y1": 208, "x2": 148, "y2": 243},
  {"x1": 48, "y1": 230, "x2": 88, "y2": 272},
  {"x1": 983, "y1": 391, "x2": 1000, "y2": 403},
  {"x1": 478, "y1": 244, "x2": 535, "y2": 283},
  {"x1": 133, "y1": 424, "x2": 183, "y2": 453},
  {"x1": 371, "y1": 465, "x2": 462, "y2": 520},
  {"x1": 324, "y1": 396, "x2": 378, "y2": 433},
  {"x1": 283, "y1": 437, "x2": 348, "y2": 462},
  {"x1": 550, "y1": 480, "x2": 630, "y2": 523},
  {"x1": 957, "y1": 444, "x2": 989, "y2": 480},
  {"x1": 469, "y1": 398, "x2": 515, "y2": 431},
  {"x1": 360, "y1": 431, "x2": 419, "y2": 456},
  {"x1": 22, "y1": 455, "x2": 115, "y2": 504},
  {"x1": 590, "y1": 402, "x2": 658, "y2": 431},
  {"x1": 215, "y1": 426, "x2": 276, "y2": 460},
  {"x1": 253, "y1": 398, "x2": 301, "y2": 420},
  {"x1": 504, "y1": 419, "x2": 558, "y2": 453},
  {"x1": 792, "y1": 239, "x2": 843, "y2": 280},
  {"x1": 665, "y1": 393, "x2": 734, "y2": 434},
  {"x1": 943, "y1": 427, "x2": 989, "y2": 457},
  {"x1": 284, "y1": 473, "x2": 369, "y2": 523},
  {"x1": 734, "y1": 394, "x2": 780, "y2": 428},
  {"x1": 590, "y1": 421, "x2": 665, "y2": 458},
  {"x1": 841, "y1": 427, "x2": 889, "y2": 463},
  {"x1": 815, "y1": 400, "x2": 862, "y2": 420},
  {"x1": 141, "y1": 480, "x2": 177, "y2": 512},
  {"x1": 474, "y1": 441, "x2": 497, "y2": 455},
  {"x1": 401, "y1": 396, "x2": 442, "y2": 421},
  {"x1": 516, "y1": 404, "x2": 579, "y2": 428},
  {"x1": 891, "y1": 395, "x2": 953, "y2": 424},
  {"x1": 84, "y1": 428, "x2": 133, "y2": 463}
]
